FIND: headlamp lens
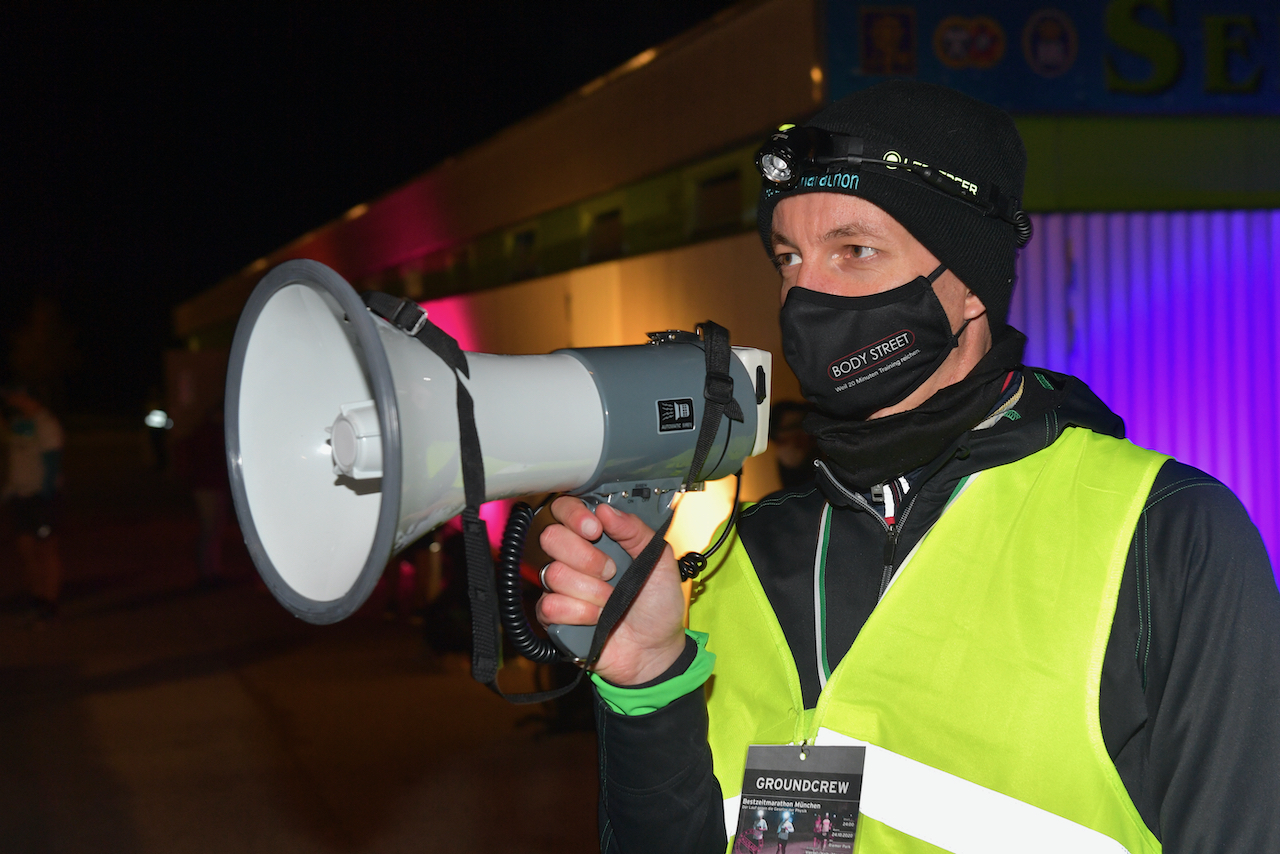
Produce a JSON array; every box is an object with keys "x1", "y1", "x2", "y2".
[{"x1": 759, "y1": 152, "x2": 793, "y2": 185}]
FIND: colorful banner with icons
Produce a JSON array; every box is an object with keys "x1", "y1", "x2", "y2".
[{"x1": 825, "y1": 2, "x2": 1280, "y2": 114}]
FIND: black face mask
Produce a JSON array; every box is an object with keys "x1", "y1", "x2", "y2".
[{"x1": 780, "y1": 264, "x2": 965, "y2": 421}]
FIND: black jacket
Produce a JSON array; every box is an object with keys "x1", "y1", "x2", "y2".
[{"x1": 595, "y1": 369, "x2": 1280, "y2": 853}]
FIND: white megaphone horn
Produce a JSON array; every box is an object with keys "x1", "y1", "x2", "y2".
[{"x1": 225, "y1": 259, "x2": 771, "y2": 658}]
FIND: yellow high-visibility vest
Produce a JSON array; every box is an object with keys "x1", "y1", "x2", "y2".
[{"x1": 692, "y1": 428, "x2": 1166, "y2": 854}]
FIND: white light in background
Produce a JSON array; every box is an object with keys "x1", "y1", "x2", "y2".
[{"x1": 145, "y1": 409, "x2": 173, "y2": 430}]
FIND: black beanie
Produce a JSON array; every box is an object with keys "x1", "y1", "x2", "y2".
[{"x1": 757, "y1": 81, "x2": 1027, "y2": 329}]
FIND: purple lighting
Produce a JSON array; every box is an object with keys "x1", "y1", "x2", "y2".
[{"x1": 1011, "y1": 211, "x2": 1279, "y2": 575}]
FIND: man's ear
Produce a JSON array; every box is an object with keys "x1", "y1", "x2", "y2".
[{"x1": 963, "y1": 289, "x2": 988, "y2": 321}]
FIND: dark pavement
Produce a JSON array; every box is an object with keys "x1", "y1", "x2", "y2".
[{"x1": 0, "y1": 427, "x2": 598, "y2": 853}]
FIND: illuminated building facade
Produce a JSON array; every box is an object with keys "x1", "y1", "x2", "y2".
[{"x1": 175, "y1": 0, "x2": 1280, "y2": 566}]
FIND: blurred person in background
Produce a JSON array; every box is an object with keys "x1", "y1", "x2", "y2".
[
  {"x1": 1, "y1": 388, "x2": 64, "y2": 623},
  {"x1": 768, "y1": 400, "x2": 817, "y2": 489}
]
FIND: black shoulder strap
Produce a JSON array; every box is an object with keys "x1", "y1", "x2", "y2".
[{"x1": 362, "y1": 293, "x2": 502, "y2": 690}]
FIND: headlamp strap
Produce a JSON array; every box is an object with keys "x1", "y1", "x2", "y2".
[
  {"x1": 823, "y1": 133, "x2": 863, "y2": 165},
  {"x1": 760, "y1": 126, "x2": 1030, "y2": 245}
]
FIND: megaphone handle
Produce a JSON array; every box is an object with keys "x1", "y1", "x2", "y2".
[{"x1": 545, "y1": 491, "x2": 676, "y2": 662}]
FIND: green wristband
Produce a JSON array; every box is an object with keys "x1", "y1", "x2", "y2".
[{"x1": 592, "y1": 630, "x2": 715, "y2": 716}]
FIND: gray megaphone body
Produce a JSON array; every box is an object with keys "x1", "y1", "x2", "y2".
[{"x1": 225, "y1": 259, "x2": 771, "y2": 660}]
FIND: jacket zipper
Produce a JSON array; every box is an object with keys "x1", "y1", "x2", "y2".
[
  {"x1": 880, "y1": 492, "x2": 922, "y2": 600},
  {"x1": 814, "y1": 460, "x2": 888, "y2": 528},
  {"x1": 813, "y1": 460, "x2": 943, "y2": 602}
]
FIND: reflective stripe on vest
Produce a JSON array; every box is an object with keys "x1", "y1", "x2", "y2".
[{"x1": 692, "y1": 428, "x2": 1167, "y2": 854}]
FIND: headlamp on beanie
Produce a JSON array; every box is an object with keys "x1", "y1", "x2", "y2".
[
  {"x1": 755, "y1": 124, "x2": 1032, "y2": 248},
  {"x1": 755, "y1": 124, "x2": 863, "y2": 189}
]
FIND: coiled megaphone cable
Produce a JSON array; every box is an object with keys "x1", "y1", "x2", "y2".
[{"x1": 497, "y1": 499, "x2": 561, "y2": 664}]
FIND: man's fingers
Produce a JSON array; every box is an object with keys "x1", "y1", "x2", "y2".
[
  {"x1": 549, "y1": 495, "x2": 601, "y2": 540},
  {"x1": 593, "y1": 503, "x2": 662, "y2": 560},
  {"x1": 538, "y1": 560, "x2": 614, "y2": 607},
  {"x1": 535, "y1": 590, "x2": 602, "y2": 628},
  {"x1": 535, "y1": 497, "x2": 688, "y2": 685},
  {"x1": 537, "y1": 496, "x2": 678, "y2": 637},
  {"x1": 549, "y1": 496, "x2": 663, "y2": 558},
  {"x1": 540, "y1": 518, "x2": 617, "y2": 581}
]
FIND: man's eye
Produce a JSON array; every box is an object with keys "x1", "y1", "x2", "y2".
[
  {"x1": 836, "y1": 245, "x2": 877, "y2": 261},
  {"x1": 773, "y1": 252, "x2": 801, "y2": 269}
]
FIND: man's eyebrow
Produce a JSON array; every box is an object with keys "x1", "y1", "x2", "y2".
[
  {"x1": 770, "y1": 220, "x2": 887, "y2": 250},
  {"x1": 821, "y1": 220, "x2": 886, "y2": 242}
]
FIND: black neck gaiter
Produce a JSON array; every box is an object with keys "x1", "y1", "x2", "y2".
[{"x1": 805, "y1": 327, "x2": 1027, "y2": 491}]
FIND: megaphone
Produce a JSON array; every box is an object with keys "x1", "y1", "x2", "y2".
[{"x1": 226, "y1": 259, "x2": 771, "y2": 658}]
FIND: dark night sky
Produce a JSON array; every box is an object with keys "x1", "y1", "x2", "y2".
[{"x1": 1, "y1": 2, "x2": 740, "y2": 418}]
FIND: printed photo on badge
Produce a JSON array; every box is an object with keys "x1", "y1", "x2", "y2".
[{"x1": 733, "y1": 745, "x2": 864, "y2": 853}]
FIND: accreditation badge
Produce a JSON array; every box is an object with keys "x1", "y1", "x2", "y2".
[{"x1": 733, "y1": 745, "x2": 864, "y2": 853}]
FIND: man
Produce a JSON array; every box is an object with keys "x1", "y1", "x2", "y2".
[{"x1": 536, "y1": 82, "x2": 1280, "y2": 852}]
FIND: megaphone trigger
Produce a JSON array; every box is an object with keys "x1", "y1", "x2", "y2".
[{"x1": 542, "y1": 485, "x2": 682, "y2": 663}]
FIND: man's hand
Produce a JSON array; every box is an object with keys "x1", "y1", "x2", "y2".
[{"x1": 536, "y1": 496, "x2": 688, "y2": 686}]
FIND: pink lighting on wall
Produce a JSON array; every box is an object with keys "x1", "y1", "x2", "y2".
[
  {"x1": 418, "y1": 294, "x2": 482, "y2": 353},
  {"x1": 418, "y1": 293, "x2": 507, "y2": 547}
]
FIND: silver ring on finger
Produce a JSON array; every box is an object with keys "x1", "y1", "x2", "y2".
[{"x1": 539, "y1": 562, "x2": 553, "y2": 592}]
